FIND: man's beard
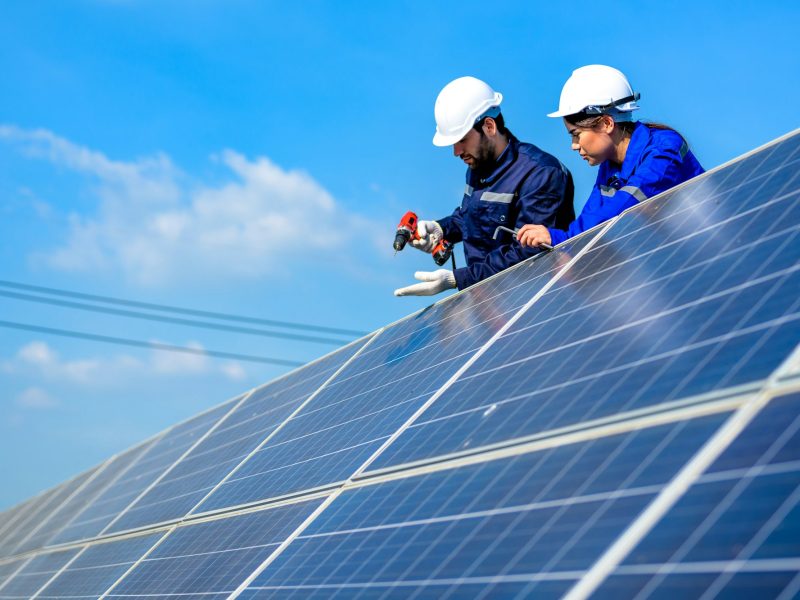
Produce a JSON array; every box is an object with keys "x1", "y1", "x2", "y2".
[{"x1": 467, "y1": 134, "x2": 496, "y2": 174}]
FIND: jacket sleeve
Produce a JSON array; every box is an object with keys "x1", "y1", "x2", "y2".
[
  {"x1": 436, "y1": 207, "x2": 464, "y2": 244},
  {"x1": 548, "y1": 133, "x2": 690, "y2": 244},
  {"x1": 453, "y1": 165, "x2": 568, "y2": 290}
]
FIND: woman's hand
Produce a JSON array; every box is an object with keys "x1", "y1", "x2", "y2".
[{"x1": 516, "y1": 224, "x2": 552, "y2": 248}]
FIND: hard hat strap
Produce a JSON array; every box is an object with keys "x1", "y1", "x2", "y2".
[{"x1": 583, "y1": 92, "x2": 641, "y2": 115}]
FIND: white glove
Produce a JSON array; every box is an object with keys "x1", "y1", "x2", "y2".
[
  {"x1": 410, "y1": 220, "x2": 443, "y2": 253},
  {"x1": 394, "y1": 269, "x2": 457, "y2": 297}
]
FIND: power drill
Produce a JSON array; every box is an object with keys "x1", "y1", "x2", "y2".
[{"x1": 393, "y1": 211, "x2": 455, "y2": 267}]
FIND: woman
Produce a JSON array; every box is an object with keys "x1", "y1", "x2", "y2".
[{"x1": 517, "y1": 65, "x2": 704, "y2": 249}]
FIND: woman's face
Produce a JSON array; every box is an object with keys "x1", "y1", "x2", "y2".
[{"x1": 563, "y1": 117, "x2": 615, "y2": 166}]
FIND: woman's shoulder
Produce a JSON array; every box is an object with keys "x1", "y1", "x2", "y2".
[{"x1": 639, "y1": 123, "x2": 687, "y2": 152}]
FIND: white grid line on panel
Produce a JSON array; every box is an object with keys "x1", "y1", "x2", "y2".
[
  {"x1": 776, "y1": 572, "x2": 800, "y2": 600},
  {"x1": 185, "y1": 330, "x2": 382, "y2": 519},
  {"x1": 246, "y1": 571, "x2": 587, "y2": 591},
  {"x1": 226, "y1": 219, "x2": 616, "y2": 600},
  {"x1": 97, "y1": 392, "x2": 256, "y2": 537},
  {"x1": 564, "y1": 340, "x2": 800, "y2": 599},
  {"x1": 614, "y1": 558, "x2": 800, "y2": 575}
]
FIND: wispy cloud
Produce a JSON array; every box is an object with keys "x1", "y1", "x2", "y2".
[
  {"x1": 5, "y1": 340, "x2": 247, "y2": 385},
  {"x1": 16, "y1": 387, "x2": 59, "y2": 410},
  {"x1": 0, "y1": 125, "x2": 384, "y2": 286}
]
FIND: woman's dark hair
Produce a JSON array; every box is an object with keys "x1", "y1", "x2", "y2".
[{"x1": 565, "y1": 112, "x2": 677, "y2": 139}]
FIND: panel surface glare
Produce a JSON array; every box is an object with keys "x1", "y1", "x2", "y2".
[
  {"x1": 593, "y1": 390, "x2": 800, "y2": 599},
  {"x1": 372, "y1": 133, "x2": 800, "y2": 470},
  {"x1": 242, "y1": 413, "x2": 728, "y2": 599},
  {"x1": 196, "y1": 233, "x2": 599, "y2": 513},
  {"x1": 108, "y1": 338, "x2": 372, "y2": 533},
  {"x1": 105, "y1": 500, "x2": 321, "y2": 598},
  {"x1": 50, "y1": 398, "x2": 237, "y2": 544}
]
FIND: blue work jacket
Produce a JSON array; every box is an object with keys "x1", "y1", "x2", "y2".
[
  {"x1": 549, "y1": 122, "x2": 704, "y2": 246},
  {"x1": 438, "y1": 135, "x2": 574, "y2": 289}
]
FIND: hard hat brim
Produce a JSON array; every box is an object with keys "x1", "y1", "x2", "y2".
[
  {"x1": 432, "y1": 128, "x2": 469, "y2": 147},
  {"x1": 547, "y1": 108, "x2": 575, "y2": 118}
]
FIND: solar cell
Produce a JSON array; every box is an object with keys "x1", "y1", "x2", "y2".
[
  {"x1": 106, "y1": 337, "x2": 372, "y2": 533},
  {"x1": 196, "y1": 231, "x2": 601, "y2": 514},
  {"x1": 240, "y1": 410, "x2": 730, "y2": 598},
  {"x1": 369, "y1": 132, "x2": 800, "y2": 472}
]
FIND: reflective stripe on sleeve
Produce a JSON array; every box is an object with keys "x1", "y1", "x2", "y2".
[
  {"x1": 600, "y1": 185, "x2": 617, "y2": 197},
  {"x1": 679, "y1": 140, "x2": 689, "y2": 159},
  {"x1": 481, "y1": 191, "x2": 515, "y2": 203},
  {"x1": 619, "y1": 185, "x2": 649, "y2": 202}
]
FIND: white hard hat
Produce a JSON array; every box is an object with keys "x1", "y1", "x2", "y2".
[
  {"x1": 548, "y1": 65, "x2": 640, "y2": 121},
  {"x1": 433, "y1": 76, "x2": 503, "y2": 146}
]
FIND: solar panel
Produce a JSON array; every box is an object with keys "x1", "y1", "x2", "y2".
[{"x1": 0, "y1": 129, "x2": 797, "y2": 599}]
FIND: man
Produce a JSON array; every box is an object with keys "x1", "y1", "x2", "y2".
[{"x1": 394, "y1": 76, "x2": 575, "y2": 297}]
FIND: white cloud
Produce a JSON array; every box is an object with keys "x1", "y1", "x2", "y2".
[
  {"x1": 220, "y1": 362, "x2": 247, "y2": 381},
  {"x1": 16, "y1": 387, "x2": 59, "y2": 410},
  {"x1": 0, "y1": 125, "x2": 383, "y2": 286},
  {"x1": 6, "y1": 341, "x2": 246, "y2": 385},
  {"x1": 150, "y1": 340, "x2": 209, "y2": 374}
]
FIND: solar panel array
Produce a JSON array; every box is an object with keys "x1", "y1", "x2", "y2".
[{"x1": 1, "y1": 129, "x2": 798, "y2": 599}]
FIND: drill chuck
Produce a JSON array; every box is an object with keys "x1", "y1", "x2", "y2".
[{"x1": 393, "y1": 229, "x2": 411, "y2": 252}]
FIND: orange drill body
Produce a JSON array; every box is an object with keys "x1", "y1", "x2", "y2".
[{"x1": 393, "y1": 211, "x2": 455, "y2": 267}]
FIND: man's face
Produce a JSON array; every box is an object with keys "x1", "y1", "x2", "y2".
[{"x1": 452, "y1": 127, "x2": 494, "y2": 170}]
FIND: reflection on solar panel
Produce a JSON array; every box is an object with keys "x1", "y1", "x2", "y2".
[{"x1": 0, "y1": 130, "x2": 798, "y2": 599}]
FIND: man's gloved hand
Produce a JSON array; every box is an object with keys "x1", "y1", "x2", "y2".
[
  {"x1": 410, "y1": 220, "x2": 443, "y2": 253},
  {"x1": 394, "y1": 269, "x2": 457, "y2": 297}
]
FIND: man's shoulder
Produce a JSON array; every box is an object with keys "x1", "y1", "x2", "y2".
[{"x1": 514, "y1": 140, "x2": 565, "y2": 171}]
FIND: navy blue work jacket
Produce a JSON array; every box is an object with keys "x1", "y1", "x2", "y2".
[
  {"x1": 438, "y1": 135, "x2": 574, "y2": 289},
  {"x1": 549, "y1": 122, "x2": 704, "y2": 245}
]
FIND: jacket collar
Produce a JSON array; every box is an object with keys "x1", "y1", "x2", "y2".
[
  {"x1": 468, "y1": 134, "x2": 519, "y2": 186},
  {"x1": 600, "y1": 121, "x2": 649, "y2": 185}
]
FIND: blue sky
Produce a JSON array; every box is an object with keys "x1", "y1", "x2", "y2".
[{"x1": 1, "y1": 0, "x2": 798, "y2": 509}]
